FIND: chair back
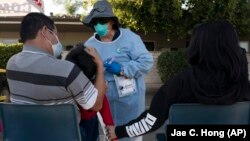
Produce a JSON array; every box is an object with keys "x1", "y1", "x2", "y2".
[
  {"x1": 0, "y1": 103, "x2": 81, "y2": 141},
  {"x1": 156, "y1": 101, "x2": 250, "y2": 141},
  {"x1": 169, "y1": 101, "x2": 250, "y2": 124}
]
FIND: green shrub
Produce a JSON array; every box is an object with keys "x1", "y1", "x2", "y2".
[
  {"x1": 0, "y1": 43, "x2": 23, "y2": 88},
  {"x1": 157, "y1": 50, "x2": 190, "y2": 83},
  {"x1": 0, "y1": 43, "x2": 23, "y2": 68}
]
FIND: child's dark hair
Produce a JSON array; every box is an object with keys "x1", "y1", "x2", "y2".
[{"x1": 65, "y1": 43, "x2": 97, "y2": 81}]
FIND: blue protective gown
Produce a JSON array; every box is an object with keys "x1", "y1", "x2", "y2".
[{"x1": 85, "y1": 28, "x2": 153, "y2": 140}]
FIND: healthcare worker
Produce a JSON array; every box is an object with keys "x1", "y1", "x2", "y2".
[{"x1": 83, "y1": 1, "x2": 153, "y2": 141}]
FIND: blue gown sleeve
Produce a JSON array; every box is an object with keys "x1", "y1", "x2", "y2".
[{"x1": 121, "y1": 35, "x2": 153, "y2": 78}]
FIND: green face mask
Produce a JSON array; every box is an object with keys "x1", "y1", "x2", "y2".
[{"x1": 94, "y1": 23, "x2": 108, "y2": 37}]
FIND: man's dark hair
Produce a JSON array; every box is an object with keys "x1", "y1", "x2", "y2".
[
  {"x1": 65, "y1": 43, "x2": 97, "y2": 81},
  {"x1": 20, "y1": 12, "x2": 55, "y2": 43}
]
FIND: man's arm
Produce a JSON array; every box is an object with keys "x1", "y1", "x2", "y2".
[
  {"x1": 85, "y1": 47, "x2": 106, "y2": 111},
  {"x1": 66, "y1": 48, "x2": 106, "y2": 111}
]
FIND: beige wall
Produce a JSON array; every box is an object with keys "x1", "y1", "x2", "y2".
[
  {"x1": 0, "y1": 32, "x2": 19, "y2": 39},
  {"x1": 0, "y1": 31, "x2": 179, "y2": 51},
  {"x1": 0, "y1": 31, "x2": 93, "y2": 46},
  {"x1": 138, "y1": 32, "x2": 187, "y2": 51},
  {"x1": 58, "y1": 31, "x2": 176, "y2": 51},
  {"x1": 58, "y1": 32, "x2": 93, "y2": 47},
  {"x1": 145, "y1": 51, "x2": 162, "y2": 92}
]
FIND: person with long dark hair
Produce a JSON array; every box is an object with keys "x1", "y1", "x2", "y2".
[{"x1": 106, "y1": 20, "x2": 250, "y2": 140}]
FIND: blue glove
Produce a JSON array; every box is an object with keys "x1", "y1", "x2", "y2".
[{"x1": 104, "y1": 61, "x2": 122, "y2": 75}]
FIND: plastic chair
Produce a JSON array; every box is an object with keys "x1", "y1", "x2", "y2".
[
  {"x1": 155, "y1": 101, "x2": 250, "y2": 141},
  {"x1": 155, "y1": 133, "x2": 167, "y2": 141},
  {"x1": 169, "y1": 101, "x2": 250, "y2": 124},
  {"x1": 0, "y1": 103, "x2": 81, "y2": 141}
]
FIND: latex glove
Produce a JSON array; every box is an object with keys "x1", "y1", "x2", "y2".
[
  {"x1": 104, "y1": 61, "x2": 121, "y2": 75},
  {"x1": 104, "y1": 57, "x2": 114, "y2": 65}
]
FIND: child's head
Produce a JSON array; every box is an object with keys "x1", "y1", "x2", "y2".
[{"x1": 65, "y1": 43, "x2": 97, "y2": 81}]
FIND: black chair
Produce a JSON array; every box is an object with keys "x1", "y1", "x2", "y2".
[
  {"x1": 156, "y1": 101, "x2": 250, "y2": 141},
  {"x1": 0, "y1": 103, "x2": 81, "y2": 141},
  {"x1": 169, "y1": 101, "x2": 250, "y2": 124}
]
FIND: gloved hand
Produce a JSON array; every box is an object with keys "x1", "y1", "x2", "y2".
[{"x1": 104, "y1": 61, "x2": 122, "y2": 75}]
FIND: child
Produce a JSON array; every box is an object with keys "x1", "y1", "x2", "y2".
[{"x1": 66, "y1": 43, "x2": 114, "y2": 141}]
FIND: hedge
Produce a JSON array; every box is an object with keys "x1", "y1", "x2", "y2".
[
  {"x1": 0, "y1": 43, "x2": 23, "y2": 68},
  {"x1": 157, "y1": 50, "x2": 190, "y2": 83},
  {"x1": 0, "y1": 43, "x2": 23, "y2": 88}
]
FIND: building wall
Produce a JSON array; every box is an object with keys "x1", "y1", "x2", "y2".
[
  {"x1": 145, "y1": 51, "x2": 162, "y2": 93},
  {"x1": 58, "y1": 32, "x2": 92, "y2": 47},
  {"x1": 0, "y1": 30, "x2": 181, "y2": 51},
  {"x1": 0, "y1": 32, "x2": 19, "y2": 39},
  {"x1": 0, "y1": 30, "x2": 248, "y2": 52},
  {"x1": 0, "y1": 32, "x2": 19, "y2": 43},
  {"x1": 0, "y1": 31, "x2": 93, "y2": 47},
  {"x1": 58, "y1": 31, "x2": 178, "y2": 51},
  {"x1": 138, "y1": 32, "x2": 187, "y2": 51},
  {"x1": 61, "y1": 31, "x2": 184, "y2": 51}
]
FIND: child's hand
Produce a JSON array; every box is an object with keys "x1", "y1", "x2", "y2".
[
  {"x1": 84, "y1": 47, "x2": 103, "y2": 67},
  {"x1": 106, "y1": 126, "x2": 118, "y2": 140}
]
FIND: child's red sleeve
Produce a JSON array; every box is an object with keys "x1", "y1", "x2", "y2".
[{"x1": 99, "y1": 95, "x2": 114, "y2": 125}]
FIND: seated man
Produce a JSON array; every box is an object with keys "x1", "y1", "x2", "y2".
[{"x1": 6, "y1": 12, "x2": 106, "y2": 116}]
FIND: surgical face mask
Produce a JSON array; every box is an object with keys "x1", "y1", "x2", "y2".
[
  {"x1": 51, "y1": 36, "x2": 63, "y2": 58},
  {"x1": 45, "y1": 30, "x2": 63, "y2": 57},
  {"x1": 94, "y1": 23, "x2": 108, "y2": 37}
]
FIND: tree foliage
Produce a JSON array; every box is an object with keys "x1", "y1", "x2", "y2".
[
  {"x1": 184, "y1": 0, "x2": 250, "y2": 36},
  {"x1": 157, "y1": 50, "x2": 190, "y2": 82},
  {"x1": 54, "y1": 0, "x2": 85, "y2": 15},
  {"x1": 54, "y1": 0, "x2": 250, "y2": 37},
  {"x1": 0, "y1": 43, "x2": 23, "y2": 87},
  {"x1": 110, "y1": 0, "x2": 250, "y2": 38},
  {"x1": 110, "y1": 0, "x2": 183, "y2": 36}
]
